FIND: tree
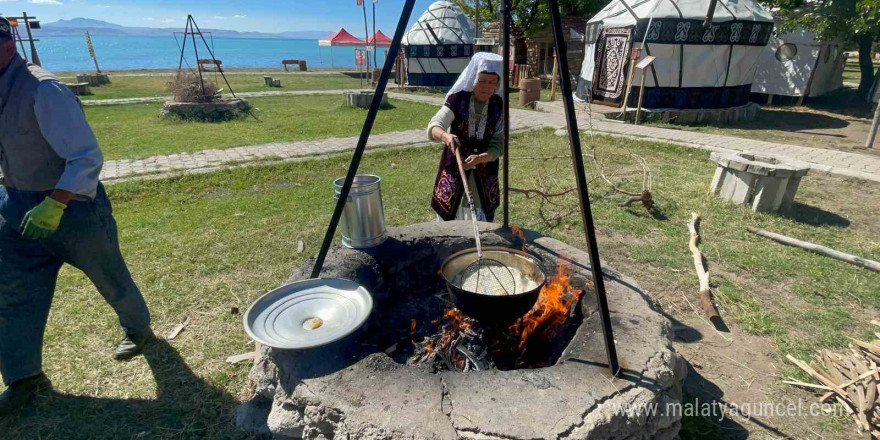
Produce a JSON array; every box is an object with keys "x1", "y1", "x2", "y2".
[
  {"x1": 455, "y1": 0, "x2": 608, "y2": 37},
  {"x1": 763, "y1": 0, "x2": 880, "y2": 99}
]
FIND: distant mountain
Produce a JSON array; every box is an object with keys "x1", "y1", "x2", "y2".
[
  {"x1": 47, "y1": 18, "x2": 127, "y2": 29},
  {"x1": 22, "y1": 17, "x2": 329, "y2": 40}
]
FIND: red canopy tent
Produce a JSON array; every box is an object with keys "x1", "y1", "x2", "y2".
[
  {"x1": 318, "y1": 28, "x2": 367, "y2": 68},
  {"x1": 318, "y1": 28, "x2": 366, "y2": 47},
  {"x1": 367, "y1": 30, "x2": 392, "y2": 47}
]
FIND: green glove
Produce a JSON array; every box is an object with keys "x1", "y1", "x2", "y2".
[{"x1": 20, "y1": 197, "x2": 67, "y2": 240}]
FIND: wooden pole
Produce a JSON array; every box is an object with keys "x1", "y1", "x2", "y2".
[
  {"x1": 619, "y1": 54, "x2": 637, "y2": 117},
  {"x1": 362, "y1": 1, "x2": 371, "y2": 78},
  {"x1": 549, "y1": 52, "x2": 558, "y2": 101},
  {"x1": 85, "y1": 31, "x2": 101, "y2": 73},
  {"x1": 747, "y1": 227, "x2": 880, "y2": 273},
  {"x1": 634, "y1": 69, "x2": 647, "y2": 125},
  {"x1": 867, "y1": 101, "x2": 879, "y2": 149},
  {"x1": 703, "y1": 0, "x2": 719, "y2": 27},
  {"x1": 22, "y1": 13, "x2": 41, "y2": 67},
  {"x1": 372, "y1": 0, "x2": 378, "y2": 74}
]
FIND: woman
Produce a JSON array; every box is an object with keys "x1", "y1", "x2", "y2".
[{"x1": 428, "y1": 52, "x2": 504, "y2": 222}]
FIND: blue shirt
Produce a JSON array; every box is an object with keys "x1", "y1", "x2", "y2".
[{"x1": 33, "y1": 80, "x2": 103, "y2": 198}]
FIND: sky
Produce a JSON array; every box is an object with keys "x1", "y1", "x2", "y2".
[{"x1": 0, "y1": 0, "x2": 445, "y2": 35}]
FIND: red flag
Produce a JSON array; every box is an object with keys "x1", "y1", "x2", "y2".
[{"x1": 356, "y1": 0, "x2": 363, "y2": 5}]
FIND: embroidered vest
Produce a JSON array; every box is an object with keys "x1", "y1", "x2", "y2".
[
  {"x1": 431, "y1": 91, "x2": 503, "y2": 221},
  {"x1": 0, "y1": 55, "x2": 67, "y2": 192}
]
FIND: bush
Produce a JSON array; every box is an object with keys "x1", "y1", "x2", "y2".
[{"x1": 167, "y1": 73, "x2": 220, "y2": 103}]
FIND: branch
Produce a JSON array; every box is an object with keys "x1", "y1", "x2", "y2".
[
  {"x1": 688, "y1": 213, "x2": 720, "y2": 320},
  {"x1": 509, "y1": 187, "x2": 576, "y2": 199},
  {"x1": 747, "y1": 227, "x2": 880, "y2": 273}
]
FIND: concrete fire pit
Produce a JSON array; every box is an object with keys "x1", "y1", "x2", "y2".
[
  {"x1": 709, "y1": 151, "x2": 809, "y2": 212},
  {"x1": 237, "y1": 221, "x2": 686, "y2": 440},
  {"x1": 161, "y1": 98, "x2": 251, "y2": 122},
  {"x1": 344, "y1": 90, "x2": 388, "y2": 109}
]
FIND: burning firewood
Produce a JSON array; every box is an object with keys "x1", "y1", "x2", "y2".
[
  {"x1": 785, "y1": 329, "x2": 880, "y2": 437},
  {"x1": 409, "y1": 259, "x2": 585, "y2": 372},
  {"x1": 408, "y1": 308, "x2": 494, "y2": 372}
]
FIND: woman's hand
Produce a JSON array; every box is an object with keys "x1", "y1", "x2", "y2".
[
  {"x1": 463, "y1": 153, "x2": 491, "y2": 170},
  {"x1": 441, "y1": 132, "x2": 461, "y2": 152}
]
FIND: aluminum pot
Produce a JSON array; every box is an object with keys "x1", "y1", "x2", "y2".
[
  {"x1": 333, "y1": 175, "x2": 387, "y2": 248},
  {"x1": 441, "y1": 247, "x2": 546, "y2": 327}
]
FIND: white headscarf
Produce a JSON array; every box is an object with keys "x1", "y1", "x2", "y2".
[{"x1": 445, "y1": 52, "x2": 504, "y2": 100}]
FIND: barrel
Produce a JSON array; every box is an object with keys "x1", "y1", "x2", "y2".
[
  {"x1": 333, "y1": 175, "x2": 387, "y2": 249},
  {"x1": 518, "y1": 78, "x2": 542, "y2": 107}
]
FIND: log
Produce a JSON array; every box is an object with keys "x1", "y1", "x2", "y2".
[
  {"x1": 688, "y1": 213, "x2": 720, "y2": 319},
  {"x1": 747, "y1": 227, "x2": 880, "y2": 273}
]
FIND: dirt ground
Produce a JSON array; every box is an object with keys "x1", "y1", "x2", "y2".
[
  {"x1": 570, "y1": 87, "x2": 880, "y2": 155},
  {"x1": 593, "y1": 172, "x2": 880, "y2": 440}
]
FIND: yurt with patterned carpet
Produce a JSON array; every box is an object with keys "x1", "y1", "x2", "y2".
[
  {"x1": 402, "y1": 1, "x2": 476, "y2": 87},
  {"x1": 577, "y1": 0, "x2": 775, "y2": 116}
]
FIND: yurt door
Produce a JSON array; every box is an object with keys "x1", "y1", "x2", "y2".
[{"x1": 591, "y1": 27, "x2": 633, "y2": 106}]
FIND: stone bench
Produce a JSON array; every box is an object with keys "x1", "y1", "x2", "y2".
[
  {"x1": 263, "y1": 76, "x2": 282, "y2": 88},
  {"x1": 75, "y1": 73, "x2": 110, "y2": 87},
  {"x1": 709, "y1": 151, "x2": 809, "y2": 213},
  {"x1": 66, "y1": 82, "x2": 92, "y2": 96}
]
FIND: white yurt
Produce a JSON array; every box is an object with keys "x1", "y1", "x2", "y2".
[
  {"x1": 577, "y1": 0, "x2": 775, "y2": 111},
  {"x1": 751, "y1": 28, "x2": 845, "y2": 101},
  {"x1": 402, "y1": 1, "x2": 476, "y2": 87}
]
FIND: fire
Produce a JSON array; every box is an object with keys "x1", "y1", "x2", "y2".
[
  {"x1": 410, "y1": 319, "x2": 417, "y2": 336},
  {"x1": 438, "y1": 308, "x2": 474, "y2": 370},
  {"x1": 511, "y1": 226, "x2": 526, "y2": 251},
  {"x1": 508, "y1": 258, "x2": 583, "y2": 365}
]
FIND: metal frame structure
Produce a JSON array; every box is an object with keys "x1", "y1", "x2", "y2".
[
  {"x1": 6, "y1": 13, "x2": 41, "y2": 66},
  {"x1": 312, "y1": 0, "x2": 620, "y2": 376},
  {"x1": 174, "y1": 15, "x2": 237, "y2": 99}
]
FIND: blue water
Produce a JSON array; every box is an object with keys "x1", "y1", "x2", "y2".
[{"x1": 30, "y1": 36, "x2": 372, "y2": 72}]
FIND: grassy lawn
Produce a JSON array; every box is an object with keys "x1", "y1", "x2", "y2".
[
  {"x1": 86, "y1": 94, "x2": 437, "y2": 160},
  {"x1": 0, "y1": 130, "x2": 877, "y2": 439},
  {"x1": 842, "y1": 59, "x2": 879, "y2": 84},
  {"x1": 72, "y1": 73, "x2": 368, "y2": 100}
]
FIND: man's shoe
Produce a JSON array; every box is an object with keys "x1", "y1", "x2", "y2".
[
  {"x1": 113, "y1": 329, "x2": 154, "y2": 361},
  {"x1": 0, "y1": 372, "x2": 52, "y2": 415}
]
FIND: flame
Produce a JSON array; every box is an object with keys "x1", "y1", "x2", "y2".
[
  {"x1": 511, "y1": 226, "x2": 526, "y2": 251},
  {"x1": 509, "y1": 258, "x2": 583, "y2": 361},
  {"x1": 437, "y1": 308, "x2": 473, "y2": 370},
  {"x1": 410, "y1": 319, "x2": 417, "y2": 336}
]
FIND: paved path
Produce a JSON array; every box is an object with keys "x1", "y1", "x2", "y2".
[
  {"x1": 97, "y1": 91, "x2": 880, "y2": 183},
  {"x1": 81, "y1": 89, "x2": 351, "y2": 106}
]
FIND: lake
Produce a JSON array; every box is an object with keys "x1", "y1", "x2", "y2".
[{"x1": 27, "y1": 35, "x2": 377, "y2": 72}]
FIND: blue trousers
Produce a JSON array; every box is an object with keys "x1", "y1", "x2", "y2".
[{"x1": 0, "y1": 184, "x2": 151, "y2": 385}]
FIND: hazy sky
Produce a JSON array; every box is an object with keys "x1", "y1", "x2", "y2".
[{"x1": 0, "y1": 0, "x2": 451, "y2": 35}]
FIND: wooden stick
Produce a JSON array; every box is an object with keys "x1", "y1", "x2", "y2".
[
  {"x1": 747, "y1": 227, "x2": 880, "y2": 273},
  {"x1": 550, "y1": 53, "x2": 558, "y2": 101},
  {"x1": 782, "y1": 379, "x2": 832, "y2": 391},
  {"x1": 688, "y1": 213, "x2": 720, "y2": 319},
  {"x1": 851, "y1": 338, "x2": 880, "y2": 355},
  {"x1": 787, "y1": 355, "x2": 851, "y2": 397},
  {"x1": 635, "y1": 69, "x2": 647, "y2": 125}
]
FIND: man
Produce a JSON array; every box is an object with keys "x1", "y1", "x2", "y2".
[{"x1": 0, "y1": 16, "x2": 153, "y2": 414}]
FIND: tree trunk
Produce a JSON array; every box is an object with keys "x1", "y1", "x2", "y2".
[
  {"x1": 514, "y1": 37, "x2": 528, "y2": 65},
  {"x1": 856, "y1": 33, "x2": 877, "y2": 98}
]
